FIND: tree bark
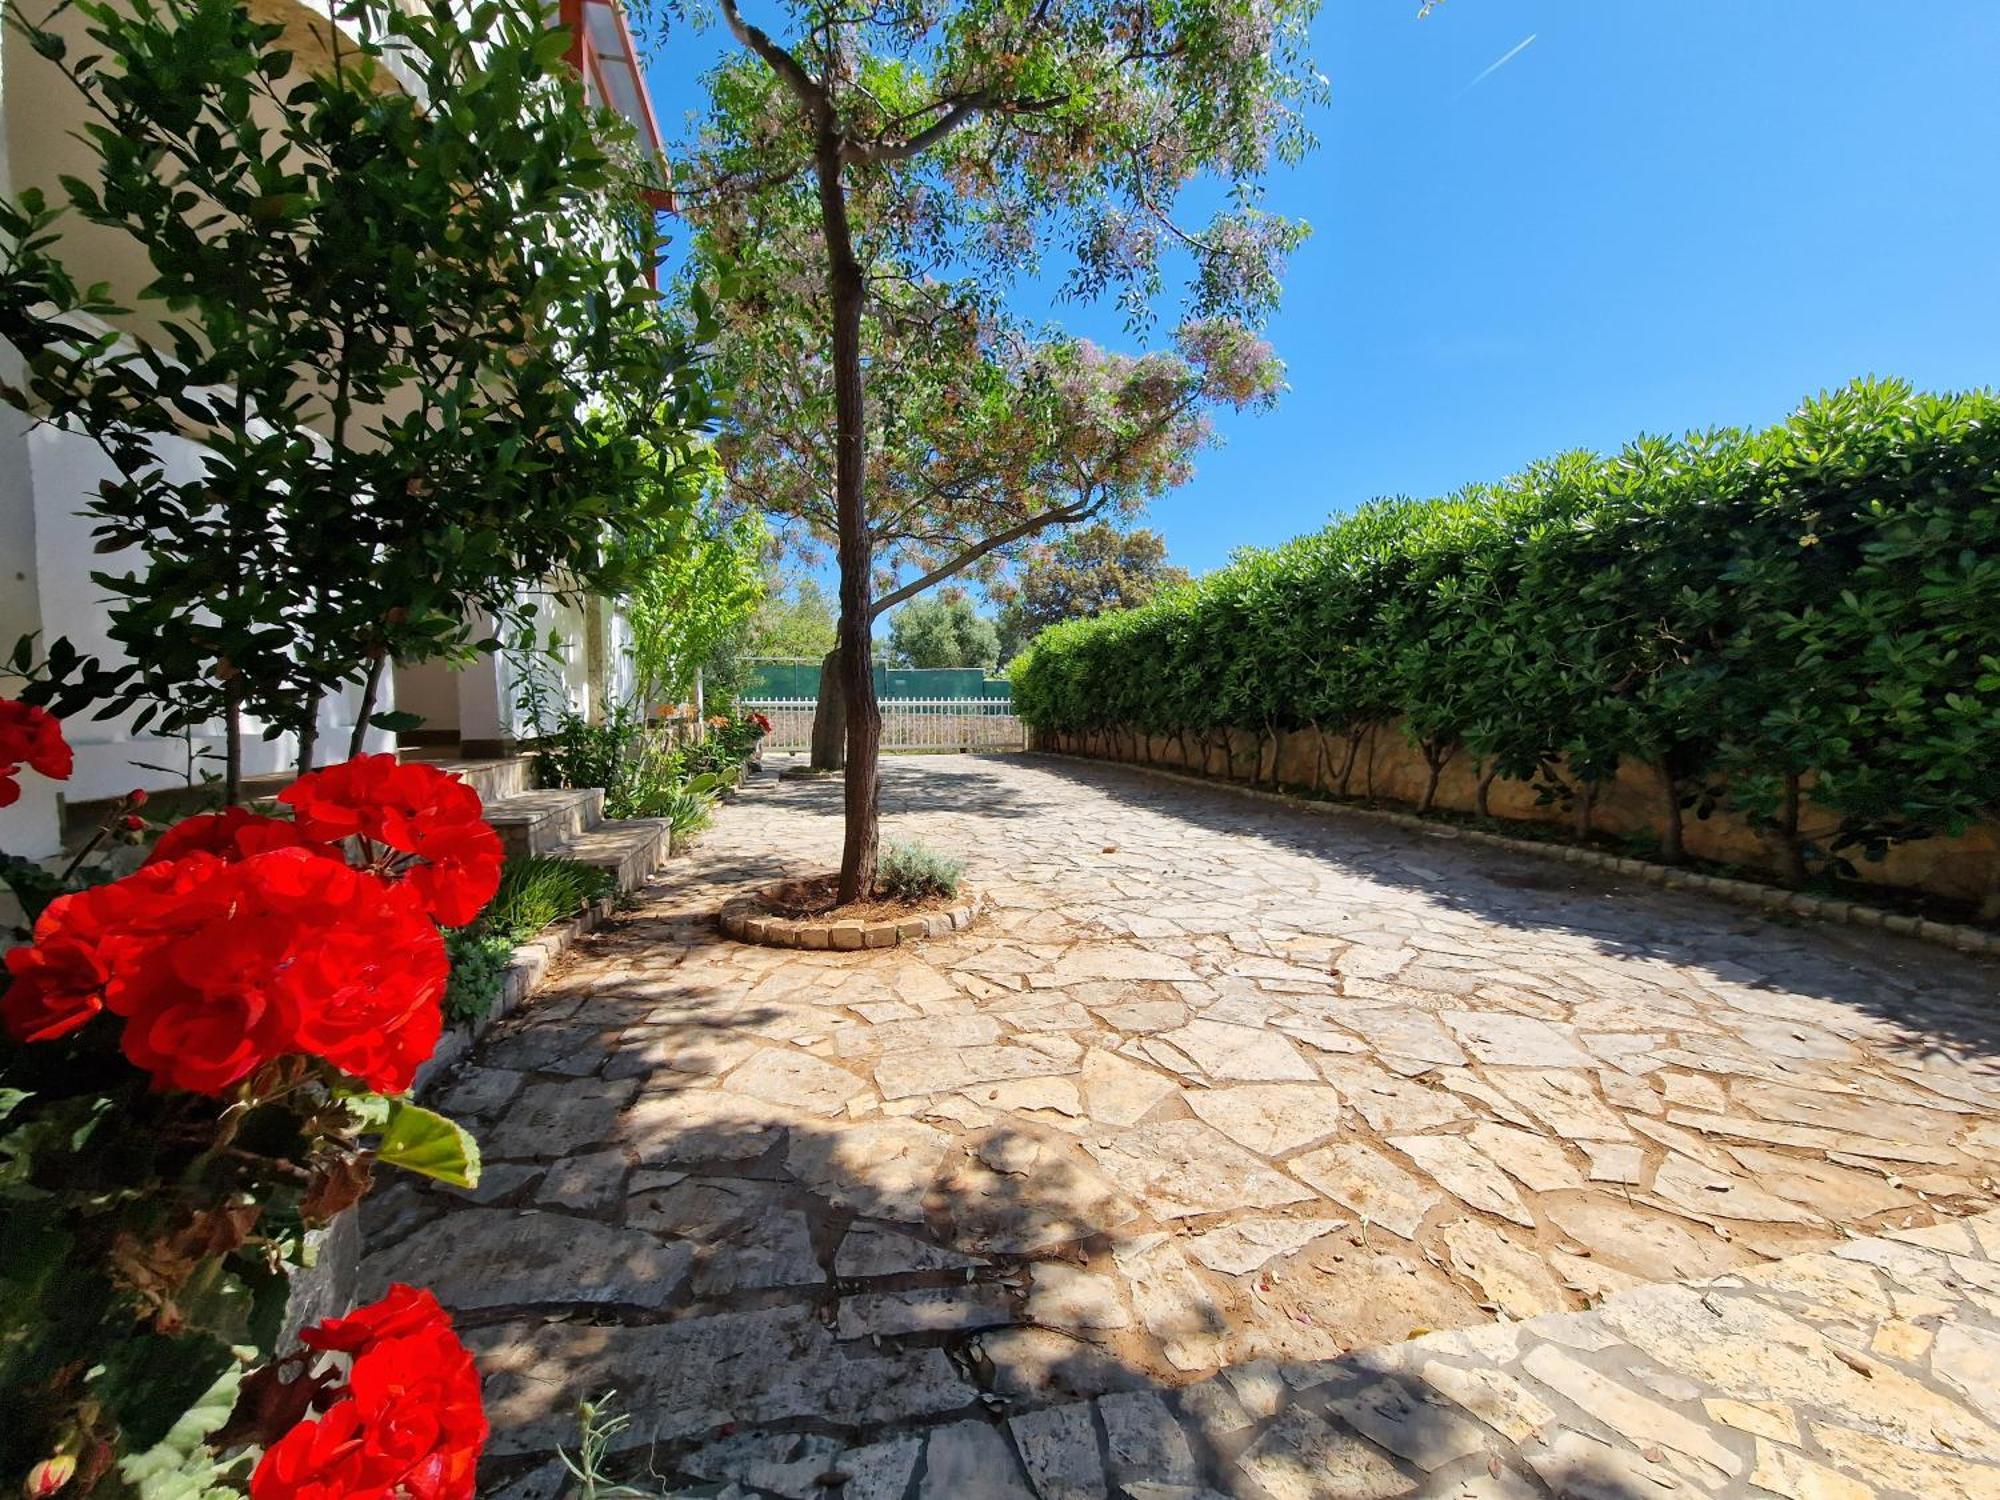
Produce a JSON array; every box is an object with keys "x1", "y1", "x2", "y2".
[
  {"x1": 809, "y1": 647, "x2": 845, "y2": 770},
  {"x1": 349, "y1": 650, "x2": 387, "y2": 760},
  {"x1": 816, "y1": 132, "x2": 880, "y2": 904},
  {"x1": 1656, "y1": 760, "x2": 1685, "y2": 864},
  {"x1": 1418, "y1": 742, "x2": 1448, "y2": 814},
  {"x1": 223, "y1": 684, "x2": 244, "y2": 807},
  {"x1": 1336, "y1": 728, "x2": 1364, "y2": 798},
  {"x1": 296, "y1": 688, "x2": 323, "y2": 775},
  {"x1": 1776, "y1": 770, "x2": 1808, "y2": 886},
  {"x1": 1474, "y1": 760, "x2": 1499, "y2": 820},
  {"x1": 1572, "y1": 778, "x2": 1598, "y2": 840}
]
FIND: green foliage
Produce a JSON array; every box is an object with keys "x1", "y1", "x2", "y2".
[
  {"x1": 442, "y1": 925, "x2": 513, "y2": 1027},
  {"x1": 887, "y1": 590, "x2": 1000, "y2": 669},
  {"x1": 0, "y1": 1021, "x2": 465, "y2": 1486},
  {"x1": 875, "y1": 839, "x2": 964, "y2": 901},
  {"x1": 1013, "y1": 378, "x2": 2000, "y2": 883},
  {"x1": 368, "y1": 1099, "x2": 482, "y2": 1190},
  {"x1": 0, "y1": 0, "x2": 712, "y2": 784},
  {"x1": 745, "y1": 576, "x2": 840, "y2": 660},
  {"x1": 629, "y1": 770, "x2": 725, "y2": 848},
  {"x1": 623, "y1": 480, "x2": 767, "y2": 712},
  {"x1": 485, "y1": 856, "x2": 619, "y2": 945},
  {"x1": 442, "y1": 856, "x2": 618, "y2": 1024},
  {"x1": 536, "y1": 705, "x2": 647, "y2": 799},
  {"x1": 994, "y1": 523, "x2": 1189, "y2": 662}
]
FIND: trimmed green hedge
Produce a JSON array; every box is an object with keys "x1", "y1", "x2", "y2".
[{"x1": 1013, "y1": 378, "x2": 2000, "y2": 883}]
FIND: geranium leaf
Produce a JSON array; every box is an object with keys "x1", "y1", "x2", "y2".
[{"x1": 374, "y1": 1100, "x2": 481, "y2": 1189}]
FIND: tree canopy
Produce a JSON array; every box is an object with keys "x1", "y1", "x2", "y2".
[
  {"x1": 994, "y1": 522, "x2": 1189, "y2": 661},
  {"x1": 744, "y1": 575, "x2": 840, "y2": 660},
  {"x1": 886, "y1": 590, "x2": 1000, "y2": 670}
]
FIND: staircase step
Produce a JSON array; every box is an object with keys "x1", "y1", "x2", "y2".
[
  {"x1": 483, "y1": 787, "x2": 605, "y2": 859},
  {"x1": 548, "y1": 818, "x2": 670, "y2": 892},
  {"x1": 412, "y1": 754, "x2": 536, "y2": 806}
]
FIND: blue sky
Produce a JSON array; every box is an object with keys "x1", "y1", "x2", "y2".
[{"x1": 644, "y1": 3, "x2": 2000, "y2": 579}]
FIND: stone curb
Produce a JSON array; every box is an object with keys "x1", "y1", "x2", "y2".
[
  {"x1": 413, "y1": 892, "x2": 621, "y2": 1094},
  {"x1": 1034, "y1": 752, "x2": 2000, "y2": 960},
  {"x1": 718, "y1": 889, "x2": 979, "y2": 950}
]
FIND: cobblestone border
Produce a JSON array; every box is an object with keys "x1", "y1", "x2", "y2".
[
  {"x1": 413, "y1": 894, "x2": 620, "y2": 1093},
  {"x1": 718, "y1": 888, "x2": 978, "y2": 950},
  {"x1": 1037, "y1": 752, "x2": 2000, "y2": 959}
]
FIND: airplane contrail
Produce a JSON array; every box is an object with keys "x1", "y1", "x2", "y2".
[{"x1": 1461, "y1": 32, "x2": 1536, "y2": 94}]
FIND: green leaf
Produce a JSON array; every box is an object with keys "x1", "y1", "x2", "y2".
[
  {"x1": 374, "y1": 1099, "x2": 481, "y2": 1189},
  {"x1": 368, "y1": 709, "x2": 427, "y2": 732},
  {"x1": 118, "y1": 1365, "x2": 251, "y2": 1500}
]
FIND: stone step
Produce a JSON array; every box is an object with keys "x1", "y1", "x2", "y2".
[
  {"x1": 547, "y1": 818, "x2": 670, "y2": 892},
  {"x1": 483, "y1": 787, "x2": 605, "y2": 859},
  {"x1": 405, "y1": 753, "x2": 537, "y2": 806}
]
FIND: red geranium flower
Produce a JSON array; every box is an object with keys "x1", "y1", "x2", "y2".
[
  {"x1": 2, "y1": 846, "x2": 447, "y2": 1095},
  {"x1": 142, "y1": 805, "x2": 319, "y2": 867},
  {"x1": 298, "y1": 1282, "x2": 445, "y2": 1356},
  {"x1": 0, "y1": 698, "x2": 72, "y2": 807},
  {"x1": 280, "y1": 756, "x2": 500, "y2": 926},
  {"x1": 253, "y1": 1286, "x2": 486, "y2": 1500}
]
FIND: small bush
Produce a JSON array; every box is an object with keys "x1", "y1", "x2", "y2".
[
  {"x1": 485, "y1": 855, "x2": 618, "y2": 945},
  {"x1": 876, "y1": 839, "x2": 964, "y2": 901},
  {"x1": 441, "y1": 856, "x2": 615, "y2": 1025},
  {"x1": 536, "y1": 704, "x2": 643, "y2": 794},
  {"x1": 443, "y1": 926, "x2": 513, "y2": 1025}
]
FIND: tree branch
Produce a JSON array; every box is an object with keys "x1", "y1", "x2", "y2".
[
  {"x1": 844, "y1": 90, "x2": 1067, "y2": 165},
  {"x1": 868, "y1": 496, "x2": 1102, "y2": 617},
  {"x1": 717, "y1": 0, "x2": 824, "y2": 108}
]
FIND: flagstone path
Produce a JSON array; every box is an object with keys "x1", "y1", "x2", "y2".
[{"x1": 361, "y1": 753, "x2": 2000, "y2": 1498}]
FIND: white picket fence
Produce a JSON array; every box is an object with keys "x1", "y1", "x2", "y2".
[{"x1": 743, "y1": 697, "x2": 1025, "y2": 753}]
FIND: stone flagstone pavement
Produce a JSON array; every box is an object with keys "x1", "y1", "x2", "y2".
[{"x1": 359, "y1": 753, "x2": 2000, "y2": 1497}]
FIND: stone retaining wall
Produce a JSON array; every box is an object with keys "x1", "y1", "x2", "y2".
[{"x1": 1036, "y1": 721, "x2": 2000, "y2": 915}]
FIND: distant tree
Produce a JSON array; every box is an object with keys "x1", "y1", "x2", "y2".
[
  {"x1": 662, "y1": 0, "x2": 1321, "y2": 900},
  {"x1": 995, "y1": 524, "x2": 1190, "y2": 662},
  {"x1": 887, "y1": 591, "x2": 999, "y2": 671},
  {"x1": 746, "y1": 575, "x2": 839, "y2": 660}
]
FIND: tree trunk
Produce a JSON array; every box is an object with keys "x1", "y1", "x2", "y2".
[
  {"x1": 1364, "y1": 723, "x2": 1379, "y2": 798},
  {"x1": 1474, "y1": 760, "x2": 1499, "y2": 820},
  {"x1": 223, "y1": 684, "x2": 244, "y2": 807},
  {"x1": 1776, "y1": 770, "x2": 1808, "y2": 886},
  {"x1": 809, "y1": 647, "x2": 845, "y2": 770},
  {"x1": 1336, "y1": 728, "x2": 1364, "y2": 797},
  {"x1": 1572, "y1": 779, "x2": 1598, "y2": 840},
  {"x1": 296, "y1": 689, "x2": 323, "y2": 775},
  {"x1": 349, "y1": 651, "x2": 387, "y2": 759},
  {"x1": 1657, "y1": 760, "x2": 1685, "y2": 864},
  {"x1": 1418, "y1": 743, "x2": 1446, "y2": 814},
  {"x1": 816, "y1": 133, "x2": 879, "y2": 904}
]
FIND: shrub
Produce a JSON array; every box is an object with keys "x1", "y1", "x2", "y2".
[
  {"x1": 485, "y1": 855, "x2": 618, "y2": 944},
  {"x1": 876, "y1": 839, "x2": 965, "y2": 901},
  {"x1": 442, "y1": 925, "x2": 515, "y2": 1026},
  {"x1": 1013, "y1": 378, "x2": 2000, "y2": 886},
  {"x1": 536, "y1": 705, "x2": 645, "y2": 797}
]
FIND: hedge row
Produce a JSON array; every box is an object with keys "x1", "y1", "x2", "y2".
[{"x1": 1012, "y1": 378, "x2": 2000, "y2": 887}]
